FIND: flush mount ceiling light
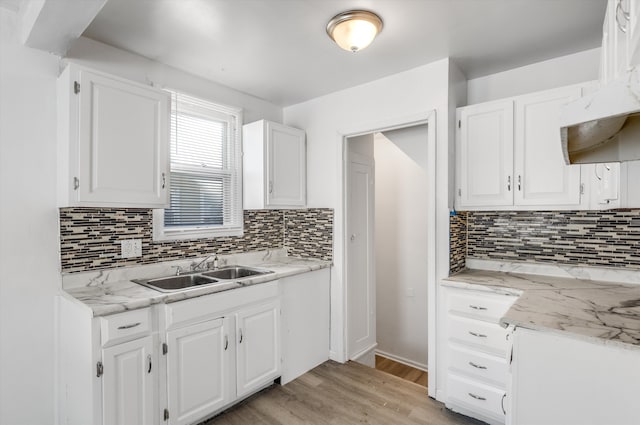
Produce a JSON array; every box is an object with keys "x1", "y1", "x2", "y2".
[{"x1": 326, "y1": 10, "x2": 383, "y2": 53}]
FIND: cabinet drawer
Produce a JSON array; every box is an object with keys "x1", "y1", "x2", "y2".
[
  {"x1": 449, "y1": 343, "x2": 508, "y2": 387},
  {"x1": 100, "y1": 308, "x2": 151, "y2": 347},
  {"x1": 448, "y1": 289, "x2": 516, "y2": 322},
  {"x1": 447, "y1": 373, "x2": 506, "y2": 421},
  {"x1": 448, "y1": 315, "x2": 509, "y2": 355}
]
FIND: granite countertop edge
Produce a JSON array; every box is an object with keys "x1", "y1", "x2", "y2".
[
  {"x1": 442, "y1": 269, "x2": 640, "y2": 351},
  {"x1": 64, "y1": 258, "x2": 332, "y2": 317}
]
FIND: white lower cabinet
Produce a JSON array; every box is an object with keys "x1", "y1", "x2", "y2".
[
  {"x1": 102, "y1": 335, "x2": 156, "y2": 425},
  {"x1": 508, "y1": 327, "x2": 640, "y2": 425},
  {"x1": 166, "y1": 317, "x2": 232, "y2": 425},
  {"x1": 441, "y1": 285, "x2": 517, "y2": 425},
  {"x1": 235, "y1": 302, "x2": 281, "y2": 398}
]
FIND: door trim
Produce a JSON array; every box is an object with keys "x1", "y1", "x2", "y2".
[{"x1": 338, "y1": 110, "x2": 437, "y2": 396}]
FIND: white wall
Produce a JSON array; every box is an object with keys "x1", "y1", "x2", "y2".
[
  {"x1": 283, "y1": 59, "x2": 452, "y2": 376},
  {"x1": 0, "y1": 8, "x2": 60, "y2": 424},
  {"x1": 374, "y1": 126, "x2": 429, "y2": 369},
  {"x1": 66, "y1": 37, "x2": 282, "y2": 124},
  {"x1": 467, "y1": 48, "x2": 601, "y2": 104}
]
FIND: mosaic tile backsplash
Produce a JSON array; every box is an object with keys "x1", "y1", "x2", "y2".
[
  {"x1": 449, "y1": 211, "x2": 468, "y2": 274},
  {"x1": 60, "y1": 208, "x2": 333, "y2": 273},
  {"x1": 456, "y1": 210, "x2": 640, "y2": 270}
]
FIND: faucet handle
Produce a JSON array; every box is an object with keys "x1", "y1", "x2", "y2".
[{"x1": 171, "y1": 266, "x2": 183, "y2": 276}]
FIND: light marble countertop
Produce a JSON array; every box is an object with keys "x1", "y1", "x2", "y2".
[
  {"x1": 62, "y1": 250, "x2": 331, "y2": 317},
  {"x1": 443, "y1": 266, "x2": 640, "y2": 350}
]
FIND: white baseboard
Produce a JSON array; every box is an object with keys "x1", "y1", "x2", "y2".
[
  {"x1": 375, "y1": 349, "x2": 428, "y2": 372},
  {"x1": 329, "y1": 350, "x2": 346, "y2": 363},
  {"x1": 350, "y1": 343, "x2": 377, "y2": 362}
]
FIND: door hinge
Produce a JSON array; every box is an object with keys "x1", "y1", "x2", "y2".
[
  {"x1": 458, "y1": 188, "x2": 461, "y2": 197},
  {"x1": 74, "y1": 81, "x2": 80, "y2": 94},
  {"x1": 96, "y1": 361, "x2": 103, "y2": 378},
  {"x1": 162, "y1": 342, "x2": 168, "y2": 355},
  {"x1": 163, "y1": 408, "x2": 169, "y2": 421},
  {"x1": 73, "y1": 177, "x2": 79, "y2": 190},
  {"x1": 458, "y1": 119, "x2": 461, "y2": 129}
]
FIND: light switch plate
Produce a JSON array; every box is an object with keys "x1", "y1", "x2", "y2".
[{"x1": 121, "y1": 239, "x2": 142, "y2": 258}]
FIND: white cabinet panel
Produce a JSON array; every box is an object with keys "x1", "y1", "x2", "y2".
[
  {"x1": 448, "y1": 373, "x2": 506, "y2": 424},
  {"x1": 166, "y1": 317, "x2": 231, "y2": 425},
  {"x1": 457, "y1": 100, "x2": 514, "y2": 208},
  {"x1": 102, "y1": 335, "x2": 155, "y2": 425},
  {"x1": 236, "y1": 300, "x2": 281, "y2": 398},
  {"x1": 58, "y1": 64, "x2": 169, "y2": 207},
  {"x1": 448, "y1": 315, "x2": 510, "y2": 356},
  {"x1": 514, "y1": 87, "x2": 582, "y2": 206},
  {"x1": 243, "y1": 120, "x2": 306, "y2": 209},
  {"x1": 510, "y1": 327, "x2": 640, "y2": 425},
  {"x1": 280, "y1": 268, "x2": 330, "y2": 384},
  {"x1": 449, "y1": 343, "x2": 509, "y2": 388}
]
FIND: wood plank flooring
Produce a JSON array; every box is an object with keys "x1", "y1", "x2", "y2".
[
  {"x1": 203, "y1": 361, "x2": 481, "y2": 425},
  {"x1": 375, "y1": 355, "x2": 428, "y2": 387}
]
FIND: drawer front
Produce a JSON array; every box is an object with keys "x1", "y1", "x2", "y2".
[
  {"x1": 166, "y1": 281, "x2": 279, "y2": 329},
  {"x1": 449, "y1": 343, "x2": 508, "y2": 387},
  {"x1": 447, "y1": 373, "x2": 506, "y2": 421},
  {"x1": 448, "y1": 289, "x2": 516, "y2": 322},
  {"x1": 449, "y1": 315, "x2": 509, "y2": 355},
  {"x1": 100, "y1": 308, "x2": 151, "y2": 347}
]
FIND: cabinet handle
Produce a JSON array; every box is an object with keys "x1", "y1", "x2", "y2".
[
  {"x1": 96, "y1": 361, "x2": 103, "y2": 378},
  {"x1": 617, "y1": 0, "x2": 630, "y2": 33},
  {"x1": 147, "y1": 355, "x2": 152, "y2": 374},
  {"x1": 117, "y1": 322, "x2": 141, "y2": 330},
  {"x1": 224, "y1": 335, "x2": 229, "y2": 351},
  {"x1": 469, "y1": 331, "x2": 487, "y2": 338},
  {"x1": 239, "y1": 329, "x2": 243, "y2": 343},
  {"x1": 507, "y1": 176, "x2": 511, "y2": 191},
  {"x1": 517, "y1": 174, "x2": 522, "y2": 191},
  {"x1": 469, "y1": 304, "x2": 487, "y2": 311},
  {"x1": 469, "y1": 361, "x2": 487, "y2": 370},
  {"x1": 468, "y1": 392, "x2": 486, "y2": 401},
  {"x1": 161, "y1": 172, "x2": 166, "y2": 189},
  {"x1": 73, "y1": 177, "x2": 79, "y2": 190},
  {"x1": 501, "y1": 393, "x2": 507, "y2": 415}
]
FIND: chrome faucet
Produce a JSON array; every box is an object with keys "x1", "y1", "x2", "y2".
[{"x1": 191, "y1": 254, "x2": 219, "y2": 272}]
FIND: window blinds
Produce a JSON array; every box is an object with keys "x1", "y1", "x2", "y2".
[{"x1": 164, "y1": 91, "x2": 243, "y2": 235}]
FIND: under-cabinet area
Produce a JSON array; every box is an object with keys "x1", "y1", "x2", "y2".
[{"x1": 57, "y1": 261, "x2": 330, "y2": 425}]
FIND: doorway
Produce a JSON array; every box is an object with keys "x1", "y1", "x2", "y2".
[{"x1": 344, "y1": 121, "x2": 432, "y2": 386}]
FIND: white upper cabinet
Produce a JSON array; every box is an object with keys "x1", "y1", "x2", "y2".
[
  {"x1": 456, "y1": 84, "x2": 586, "y2": 211},
  {"x1": 601, "y1": 0, "x2": 640, "y2": 82},
  {"x1": 58, "y1": 64, "x2": 170, "y2": 208},
  {"x1": 514, "y1": 86, "x2": 582, "y2": 206},
  {"x1": 456, "y1": 100, "x2": 514, "y2": 208},
  {"x1": 243, "y1": 120, "x2": 306, "y2": 209}
]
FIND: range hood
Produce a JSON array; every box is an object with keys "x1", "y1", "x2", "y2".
[{"x1": 560, "y1": 69, "x2": 640, "y2": 164}]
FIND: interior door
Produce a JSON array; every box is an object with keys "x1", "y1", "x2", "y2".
[{"x1": 347, "y1": 152, "x2": 376, "y2": 359}]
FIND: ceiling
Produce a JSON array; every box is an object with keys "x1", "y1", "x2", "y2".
[{"x1": 82, "y1": 0, "x2": 607, "y2": 107}]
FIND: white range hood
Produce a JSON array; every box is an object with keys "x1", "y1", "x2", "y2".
[{"x1": 560, "y1": 68, "x2": 640, "y2": 164}]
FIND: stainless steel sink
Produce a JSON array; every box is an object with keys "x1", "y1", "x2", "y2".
[
  {"x1": 133, "y1": 274, "x2": 220, "y2": 293},
  {"x1": 201, "y1": 265, "x2": 273, "y2": 280}
]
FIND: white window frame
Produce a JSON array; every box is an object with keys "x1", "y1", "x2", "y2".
[{"x1": 153, "y1": 91, "x2": 243, "y2": 241}]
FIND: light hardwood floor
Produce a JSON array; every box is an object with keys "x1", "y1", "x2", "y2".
[
  {"x1": 203, "y1": 361, "x2": 480, "y2": 425},
  {"x1": 375, "y1": 355, "x2": 428, "y2": 387}
]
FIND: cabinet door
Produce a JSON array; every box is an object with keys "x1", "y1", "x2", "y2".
[
  {"x1": 266, "y1": 121, "x2": 306, "y2": 207},
  {"x1": 166, "y1": 317, "x2": 232, "y2": 425},
  {"x1": 77, "y1": 68, "x2": 169, "y2": 207},
  {"x1": 236, "y1": 300, "x2": 281, "y2": 398},
  {"x1": 102, "y1": 336, "x2": 155, "y2": 425},
  {"x1": 514, "y1": 87, "x2": 582, "y2": 207},
  {"x1": 457, "y1": 101, "x2": 514, "y2": 208}
]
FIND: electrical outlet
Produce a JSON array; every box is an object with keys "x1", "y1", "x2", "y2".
[{"x1": 121, "y1": 239, "x2": 142, "y2": 258}]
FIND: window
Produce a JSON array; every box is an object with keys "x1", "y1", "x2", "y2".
[{"x1": 153, "y1": 91, "x2": 243, "y2": 240}]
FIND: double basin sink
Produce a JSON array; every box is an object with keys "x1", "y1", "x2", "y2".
[{"x1": 133, "y1": 265, "x2": 274, "y2": 293}]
